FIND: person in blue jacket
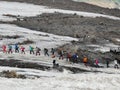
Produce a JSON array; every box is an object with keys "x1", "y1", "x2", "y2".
[
  {"x1": 15, "y1": 43, "x2": 19, "y2": 53},
  {"x1": 72, "y1": 53, "x2": 78, "y2": 63}
]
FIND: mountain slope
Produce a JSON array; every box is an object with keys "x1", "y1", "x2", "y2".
[
  {"x1": 73, "y1": 0, "x2": 120, "y2": 9},
  {"x1": 0, "y1": 0, "x2": 120, "y2": 17}
]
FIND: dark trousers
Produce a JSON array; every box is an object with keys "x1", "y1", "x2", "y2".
[
  {"x1": 44, "y1": 52, "x2": 49, "y2": 56},
  {"x1": 114, "y1": 64, "x2": 119, "y2": 69},
  {"x1": 8, "y1": 49, "x2": 12, "y2": 54},
  {"x1": 36, "y1": 51, "x2": 40, "y2": 56},
  {"x1": 15, "y1": 48, "x2": 19, "y2": 53},
  {"x1": 30, "y1": 50, "x2": 34, "y2": 54}
]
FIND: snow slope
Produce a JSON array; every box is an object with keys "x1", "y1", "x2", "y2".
[
  {"x1": 0, "y1": 66, "x2": 120, "y2": 90},
  {"x1": 0, "y1": 1, "x2": 120, "y2": 22},
  {"x1": 0, "y1": 24, "x2": 78, "y2": 49}
]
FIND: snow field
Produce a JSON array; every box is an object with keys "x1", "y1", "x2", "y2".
[
  {"x1": 0, "y1": 1, "x2": 120, "y2": 22},
  {"x1": 0, "y1": 66, "x2": 120, "y2": 90}
]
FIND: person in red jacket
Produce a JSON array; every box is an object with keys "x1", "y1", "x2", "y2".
[
  {"x1": 66, "y1": 52, "x2": 72, "y2": 61},
  {"x1": 21, "y1": 46, "x2": 25, "y2": 54},
  {"x1": 2, "y1": 45, "x2": 7, "y2": 53},
  {"x1": 95, "y1": 59, "x2": 99, "y2": 68}
]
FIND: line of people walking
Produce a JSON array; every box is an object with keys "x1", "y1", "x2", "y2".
[
  {"x1": 1, "y1": 44, "x2": 80, "y2": 61},
  {"x1": 2, "y1": 44, "x2": 51, "y2": 56},
  {"x1": 1, "y1": 44, "x2": 119, "y2": 69}
]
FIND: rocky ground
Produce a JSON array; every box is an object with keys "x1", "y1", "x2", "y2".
[{"x1": 10, "y1": 13, "x2": 120, "y2": 44}]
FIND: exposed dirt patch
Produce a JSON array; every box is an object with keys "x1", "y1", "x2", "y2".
[
  {"x1": 1, "y1": 35, "x2": 22, "y2": 39},
  {"x1": 0, "y1": 70, "x2": 26, "y2": 79}
]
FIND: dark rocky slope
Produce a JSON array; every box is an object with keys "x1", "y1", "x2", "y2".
[{"x1": 11, "y1": 13, "x2": 120, "y2": 45}]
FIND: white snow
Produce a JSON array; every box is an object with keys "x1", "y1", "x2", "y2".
[
  {"x1": 0, "y1": 1, "x2": 120, "y2": 21},
  {"x1": 0, "y1": 66, "x2": 120, "y2": 90},
  {"x1": 0, "y1": 24, "x2": 78, "y2": 49},
  {"x1": 87, "y1": 43, "x2": 120, "y2": 53},
  {"x1": 105, "y1": 43, "x2": 120, "y2": 48},
  {"x1": 94, "y1": 46, "x2": 110, "y2": 53},
  {"x1": 116, "y1": 39, "x2": 120, "y2": 42}
]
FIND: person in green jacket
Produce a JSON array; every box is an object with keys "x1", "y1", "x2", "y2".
[{"x1": 29, "y1": 46, "x2": 34, "y2": 54}]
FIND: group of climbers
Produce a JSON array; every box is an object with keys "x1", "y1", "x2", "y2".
[
  {"x1": 2, "y1": 44, "x2": 25, "y2": 54},
  {"x1": 1, "y1": 44, "x2": 119, "y2": 69},
  {"x1": 1, "y1": 44, "x2": 56, "y2": 57}
]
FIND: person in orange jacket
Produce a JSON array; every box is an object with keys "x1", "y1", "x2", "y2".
[{"x1": 83, "y1": 56, "x2": 88, "y2": 66}]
